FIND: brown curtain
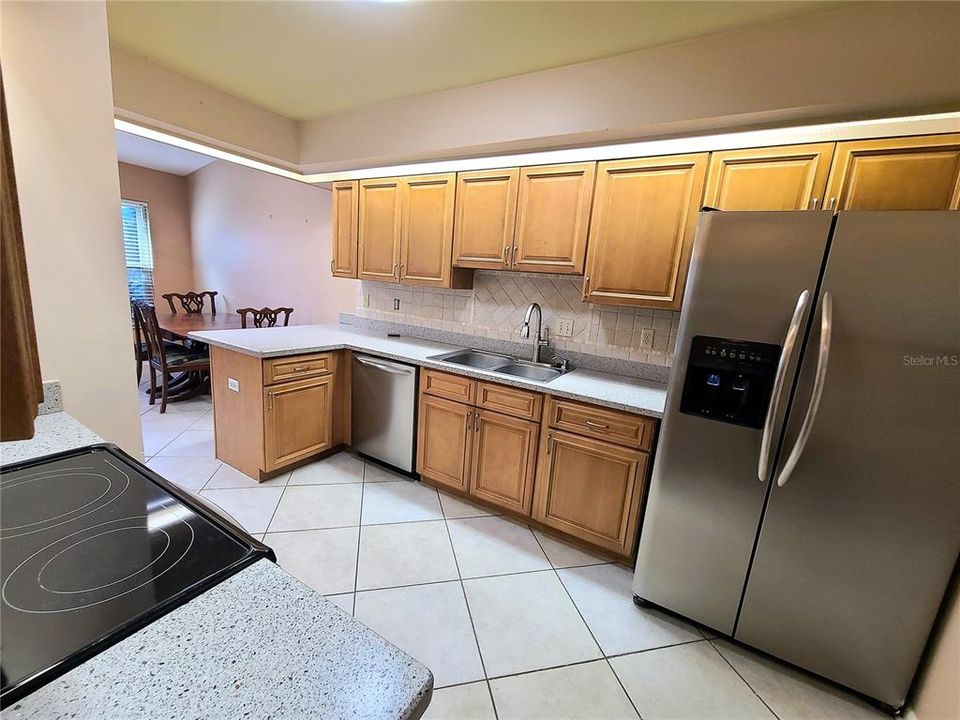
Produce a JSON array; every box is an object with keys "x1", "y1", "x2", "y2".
[{"x1": 1, "y1": 66, "x2": 43, "y2": 440}]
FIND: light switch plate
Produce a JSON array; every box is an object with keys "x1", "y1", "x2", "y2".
[
  {"x1": 555, "y1": 318, "x2": 574, "y2": 338},
  {"x1": 227, "y1": 377, "x2": 240, "y2": 392},
  {"x1": 393, "y1": 298, "x2": 400, "y2": 311},
  {"x1": 638, "y1": 328, "x2": 655, "y2": 349}
]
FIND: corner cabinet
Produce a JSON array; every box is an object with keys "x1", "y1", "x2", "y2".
[
  {"x1": 513, "y1": 162, "x2": 596, "y2": 274},
  {"x1": 358, "y1": 174, "x2": 473, "y2": 288},
  {"x1": 211, "y1": 347, "x2": 348, "y2": 481},
  {"x1": 331, "y1": 181, "x2": 359, "y2": 278},
  {"x1": 582, "y1": 154, "x2": 708, "y2": 310},
  {"x1": 824, "y1": 135, "x2": 960, "y2": 210},
  {"x1": 702, "y1": 143, "x2": 835, "y2": 211}
]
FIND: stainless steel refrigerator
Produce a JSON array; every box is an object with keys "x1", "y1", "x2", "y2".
[{"x1": 633, "y1": 210, "x2": 960, "y2": 711}]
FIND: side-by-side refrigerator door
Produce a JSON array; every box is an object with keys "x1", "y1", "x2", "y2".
[
  {"x1": 633, "y1": 211, "x2": 834, "y2": 634},
  {"x1": 735, "y1": 211, "x2": 960, "y2": 709}
]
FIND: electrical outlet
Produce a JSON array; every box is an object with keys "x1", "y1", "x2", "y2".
[
  {"x1": 393, "y1": 298, "x2": 400, "y2": 312},
  {"x1": 362, "y1": 293, "x2": 370, "y2": 308},
  {"x1": 638, "y1": 328, "x2": 655, "y2": 350},
  {"x1": 555, "y1": 318, "x2": 574, "y2": 338},
  {"x1": 227, "y1": 377, "x2": 240, "y2": 392}
]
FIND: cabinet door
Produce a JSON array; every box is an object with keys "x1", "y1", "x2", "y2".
[
  {"x1": 400, "y1": 173, "x2": 456, "y2": 287},
  {"x1": 264, "y1": 375, "x2": 333, "y2": 472},
  {"x1": 703, "y1": 143, "x2": 835, "y2": 210},
  {"x1": 416, "y1": 394, "x2": 473, "y2": 492},
  {"x1": 533, "y1": 429, "x2": 647, "y2": 556},
  {"x1": 358, "y1": 177, "x2": 401, "y2": 282},
  {"x1": 453, "y1": 168, "x2": 518, "y2": 270},
  {"x1": 513, "y1": 162, "x2": 596, "y2": 274},
  {"x1": 825, "y1": 135, "x2": 960, "y2": 210},
  {"x1": 331, "y1": 180, "x2": 359, "y2": 277},
  {"x1": 469, "y1": 410, "x2": 538, "y2": 514},
  {"x1": 583, "y1": 154, "x2": 707, "y2": 310}
]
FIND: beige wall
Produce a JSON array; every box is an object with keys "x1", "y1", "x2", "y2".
[
  {"x1": 188, "y1": 160, "x2": 356, "y2": 325},
  {"x1": 1, "y1": 1, "x2": 143, "y2": 455},
  {"x1": 295, "y1": 2, "x2": 960, "y2": 171},
  {"x1": 110, "y1": 45, "x2": 299, "y2": 167},
  {"x1": 117, "y1": 163, "x2": 195, "y2": 306}
]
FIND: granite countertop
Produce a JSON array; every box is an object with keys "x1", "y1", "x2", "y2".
[
  {"x1": 0, "y1": 399, "x2": 434, "y2": 720},
  {"x1": 190, "y1": 323, "x2": 668, "y2": 417},
  {"x1": 2, "y1": 561, "x2": 433, "y2": 720}
]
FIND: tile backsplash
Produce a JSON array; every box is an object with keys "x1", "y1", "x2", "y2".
[{"x1": 356, "y1": 272, "x2": 680, "y2": 367}]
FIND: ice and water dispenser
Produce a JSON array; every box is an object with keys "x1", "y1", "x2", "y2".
[{"x1": 679, "y1": 336, "x2": 781, "y2": 428}]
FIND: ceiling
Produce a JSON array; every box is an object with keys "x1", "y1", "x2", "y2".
[
  {"x1": 106, "y1": 1, "x2": 845, "y2": 121},
  {"x1": 115, "y1": 131, "x2": 215, "y2": 176}
]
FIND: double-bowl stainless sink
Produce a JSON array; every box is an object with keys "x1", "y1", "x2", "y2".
[{"x1": 428, "y1": 349, "x2": 569, "y2": 383}]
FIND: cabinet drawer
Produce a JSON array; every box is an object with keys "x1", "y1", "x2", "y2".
[
  {"x1": 263, "y1": 353, "x2": 333, "y2": 385},
  {"x1": 546, "y1": 397, "x2": 655, "y2": 451},
  {"x1": 421, "y1": 368, "x2": 477, "y2": 404},
  {"x1": 476, "y1": 382, "x2": 542, "y2": 421}
]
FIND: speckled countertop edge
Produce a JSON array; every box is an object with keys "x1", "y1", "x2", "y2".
[
  {"x1": 2, "y1": 561, "x2": 433, "y2": 720},
  {"x1": 0, "y1": 411, "x2": 103, "y2": 466},
  {"x1": 190, "y1": 324, "x2": 667, "y2": 418}
]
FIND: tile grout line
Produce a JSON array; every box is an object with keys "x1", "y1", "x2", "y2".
[
  {"x1": 530, "y1": 531, "x2": 643, "y2": 720},
  {"x1": 708, "y1": 639, "x2": 782, "y2": 720},
  {"x1": 439, "y1": 496, "x2": 498, "y2": 720},
  {"x1": 350, "y1": 461, "x2": 368, "y2": 617}
]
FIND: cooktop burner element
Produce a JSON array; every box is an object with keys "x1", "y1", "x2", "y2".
[{"x1": 0, "y1": 445, "x2": 272, "y2": 707}]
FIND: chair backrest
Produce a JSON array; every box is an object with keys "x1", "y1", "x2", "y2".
[
  {"x1": 236, "y1": 306, "x2": 294, "y2": 329},
  {"x1": 132, "y1": 300, "x2": 168, "y2": 367},
  {"x1": 162, "y1": 291, "x2": 218, "y2": 315}
]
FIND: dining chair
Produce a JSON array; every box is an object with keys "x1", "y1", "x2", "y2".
[
  {"x1": 162, "y1": 290, "x2": 218, "y2": 315},
  {"x1": 236, "y1": 306, "x2": 294, "y2": 329},
  {"x1": 132, "y1": 301, "x2": 147, "y2": 383},
  {"x1": 133, "y1": 301, "x2": 210, "y2": 413}
]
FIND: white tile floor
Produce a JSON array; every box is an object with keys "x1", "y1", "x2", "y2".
[{"x1": 139, "y1": 388, "x2": 889, "y2": 720}]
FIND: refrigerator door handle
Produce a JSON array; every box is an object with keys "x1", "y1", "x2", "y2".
[
  {"x1": 758, "y1": 289, "x2": 811, "y2": 482},
  {"x1": 775, "y1": 291, "x2": 833, "y2": 488}
]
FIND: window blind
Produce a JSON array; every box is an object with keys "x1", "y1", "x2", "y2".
[{"x1": 121, "y1": 200, "x2": 155, "y2": 304}]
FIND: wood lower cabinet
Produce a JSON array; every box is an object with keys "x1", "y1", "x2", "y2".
[
  {"x1": 264, "y1": 375, "x2": 332, "y2": 472},
  {"x1": 453, "y1": 168, "x2": 519, "y2": 270},
  {"x1": 331, "y1": 180, "x2": 359, "y2": 278},
  {"x1": 533, "y1": 429, "x2": 648, "y2": 556},
  {"x1": 469, "y1": 410, "x2": 538, "y2": 514},
  {"x1": 416, "y1": 393, "x2": 473, "y2": 492},
  {"x1": 513, "y1": 162, "x2": 596, "y2": 274},
  {"x1": 825, "y1": 135, "x2": 960, "y2": 210},
  {"x1": 211, "y1": 346, "x2": 345, "y2": 481},
  {"x1": 703, "y1": 143, "x2": 835, "y2": 211},
  {"x1": 583, "y1": 154, "x2": 708, "y2": 310}
]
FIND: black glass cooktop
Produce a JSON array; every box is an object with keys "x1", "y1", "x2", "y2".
[{"x1": 0, "y1": 444, "x2": 273, "y2": 707}]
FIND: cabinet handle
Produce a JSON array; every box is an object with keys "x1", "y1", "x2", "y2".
[
  {"x1": 503, "y1": 245, "x2": 511, "y2": 266},
  {"x1": 546, "y1": 433, "x2": 552, "y2": 455},
  {"x1": 330, "y1": 259, "x2": 335, "y2": 272},
  {"x1": 399, "y1": 263, "x2": 405, "y2": 279},
  {"x1": 827, "y1": 197, "x2": 838, "y2": 211},
  {"x1": 809, "y1": 197, "x2": 819, "y2": 210},
  {"x1": 293, "y1": 365, "x2": 310, "y2": 372},
  {"x1": 585, "y1": 419, "x2": 609, "y2": 430},
  {"x1": 267, "y1": 392, "x2": 274, "y2": 411},
  {"x1": 466, "y1": 411, "x2": 473, "y2": 430},
  {"x1": 582, "y1": 276, "x2": 591, "y2": 300}
]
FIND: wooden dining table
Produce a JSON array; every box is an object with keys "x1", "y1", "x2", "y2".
[{"x1": 156, "y1": 312, "x2": 244, "y2": 342}]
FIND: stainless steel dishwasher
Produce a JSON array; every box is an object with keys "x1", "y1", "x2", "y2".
[{"x1": 351, "y1": 354, "x2": 418, "y2": 472}]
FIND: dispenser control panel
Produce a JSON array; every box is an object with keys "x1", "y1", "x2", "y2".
[{"x1": 679, "y1": 336, "x2": 781, "y2": 428}]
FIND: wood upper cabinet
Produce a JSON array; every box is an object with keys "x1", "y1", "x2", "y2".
[
  {"x1": 703, "y1": 143, "x2": 835, "y2": 210},
  {"x1": 264, "y1": 374, "x2": 333, "y2": 472},
  {"x1": 331, "y1": 181, "x2": 359, "y2": 278},
  {"x1": 533, "y1": 428, "x2": 648, "y2": 556},
  {"x1": 825, "y1": 134, "x2": 960, "y2": 210},
  {"x1": 513, "y1": 162, "x2": 596, "y2": 274},
  {"x1": 416, "y1": 393, "x2": 473, "y2": 492},
  {"x1": 358, "y1": 177, "x2": 402, "y2": 282},
  {"x1": 452, "y1": 168, "x2": 519, "y2": 270},
  {"x1": 469, "y1": 409, "x2": 539, "y2": 514},
  {"x1": 583, "y1": 154, "x2": 708, "y2": 310},
  {"x1": 400, "y1": 173, "x2": 467, "y2": 287}
]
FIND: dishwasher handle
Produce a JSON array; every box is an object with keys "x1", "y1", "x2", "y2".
[{"x1": 353, "y1": 355, "x2": 415, "y2": 375}]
